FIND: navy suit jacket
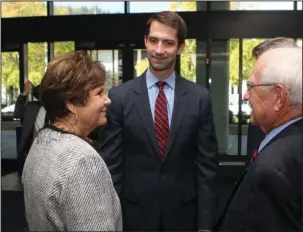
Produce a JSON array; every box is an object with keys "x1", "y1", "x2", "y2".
[{"x1": 99, "y1": 72, "x2": 219, "y2": 231}]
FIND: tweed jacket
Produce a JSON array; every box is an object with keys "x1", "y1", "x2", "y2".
[{"x1": 22, "y1": 127, "x2": 122, "y2": 231}]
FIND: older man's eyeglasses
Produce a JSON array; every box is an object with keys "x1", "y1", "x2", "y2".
[{"x1": 246, "y1": 80, "x2": 277, "y2": 90}]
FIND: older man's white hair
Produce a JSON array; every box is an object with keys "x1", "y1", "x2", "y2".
[{"x1": 260, "y1": 47, "x2": 302, "y2": 106}]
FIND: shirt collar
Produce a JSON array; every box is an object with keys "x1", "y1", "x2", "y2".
[
  {"x1": 146, "y1": 68, "x2": 176, "y2": 90},
  {"x1": 258, "y1": 117, "x2": 302, "y2": 153}
]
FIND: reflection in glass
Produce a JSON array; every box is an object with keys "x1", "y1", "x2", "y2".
[
  {"x1": 28, "y1": 43, "x2": 47, "y2": 87},
  {"x1": 54, "y1": 1, "x2": 124, "y2": 15},
  {"x1": 130, "y1": 1, "x2": 196, "y2": 13},
  {"x1": 1, "y1": 2, "x2": 47, "y2": 18},
  {"x1": 88, "y1": 50, "x2": 122, "y2": 92},
  {"x1": 54, "y1": 42, "x2": 75, "y2": 57},
  {"x1": 230, "y1": 1, "x2": 294, "y2": 10}
]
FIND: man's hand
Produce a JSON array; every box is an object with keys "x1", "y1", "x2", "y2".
[{"x1": 22, "y1": 80, "x2": 33, "y2": 96}]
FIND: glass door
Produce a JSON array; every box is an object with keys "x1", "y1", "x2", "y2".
[{"x1": 87, "y1": 49, "x2": 123, "y2": 93}]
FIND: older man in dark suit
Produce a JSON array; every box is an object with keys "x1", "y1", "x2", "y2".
[
  {"x1": 219, "y1": 47, "x2": 302, "y2": 231},
  {"x1": 99, "y1": 11, "x2": 219, "y2": 231},
  {"x1": 246, "y1": 37, "x2": 298, "y2": 165}
]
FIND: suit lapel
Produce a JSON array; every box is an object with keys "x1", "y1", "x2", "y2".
[
  {"x1": 163, "y1": 76, "x2": 187, "y2": 161},
  {"x1": 134, "y1": 73, "x2": 160, "y2": 158}
]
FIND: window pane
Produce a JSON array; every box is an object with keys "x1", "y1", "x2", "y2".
[
  {"x1": 88, "y1": 50, "x2": 122, "y2": 93},
  {"x1": 130, "y1": 1, "x2": 196, "y2": 13},
  {"x1": 1, "y1": 2, "x2": 47, "y2": 18},
  {"x1": 1, "y1": 52, "x2": 20, "y2": 161},
  {"x1": 134, "y1": 49, "x2": 148, "y2": 78},
  {"x1": 228, "y1": 39, "x2": 244, "y2": 155},
  {"x1": 208, "y1": 40, "x2": 234, "y2": 155},
  {"x1": 180, "y1": 39, "x2": 196, "y2": 82},
  {"x1": 54, "y1": 42, "x2": 75, "y2": 57},
  {"x1": 54, "y1": 1, "x2": 124, "y2": 15},
  {"x1": 298, "y1": 1, "x2": 302, "y2": 10},
  {"x1": 28, "y1": 43, "x2": 47, "y2": 88},
  {"x1": 230, "y1": 1, "x2": 294, "y2": 10},
  {"x1": 1, "y1": 52, "x2": 20, "y2": 108}
]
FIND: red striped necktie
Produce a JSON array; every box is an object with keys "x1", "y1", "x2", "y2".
[
  {"x1": 154, "y1": 81, "x2": 169, "y2": 158},
  {"x1": 250, "y1": 149, "x2": 258, "y2": 163}
]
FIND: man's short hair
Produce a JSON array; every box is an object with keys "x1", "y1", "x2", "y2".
[
  {"x1": 146, "y1": 11, "x2": 187, "y2": 47},
  {"x1": 252, "y1": 37, "x2": 297, "y2": 58}
]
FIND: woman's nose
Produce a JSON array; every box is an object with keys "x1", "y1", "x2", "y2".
[{"x1": 105, "y1": 96, "x2": 111, "y2": 105}]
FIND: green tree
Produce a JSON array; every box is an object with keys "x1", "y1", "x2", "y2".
[
  {"x1": 229, "y1": 39, "x2": 266, "y2": 85},
  {"x1": 1, "y1": 2, "x2": 47, "y2": 18},
  {"x1": 167, "y1": 2, "x2": 197, "y2": 81},
  {"x1": 54, "y1": 42, "x2": 75, "y2": 57},
  {"x1": 2, "y1": 2, "x2": 48, "y2": 104},
  {"x1": 2, "y1": 52, "x2": 19, "y2": 88},
  {"x1": 1, "y1": 2, "x2": 74, "y2": 104}
]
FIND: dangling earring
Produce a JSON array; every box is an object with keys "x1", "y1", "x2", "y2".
[{"x1": 69, "y1": 112, "x2": 78, "y2": 124}]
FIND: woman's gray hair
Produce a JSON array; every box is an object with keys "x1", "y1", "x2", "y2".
[{"x1": 261, "y1": 47, "x2": 302, "y2": 106}]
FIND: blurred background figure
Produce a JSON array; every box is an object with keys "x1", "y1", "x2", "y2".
[
  {"x1": 22, "y1": 51, "x2": 122, "y2": 231},
  {"x1": 13, "y1": 79, "x2": 46, "y2": 176}
]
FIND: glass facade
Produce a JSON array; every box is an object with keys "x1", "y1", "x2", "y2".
[
  {"x1": 1, "y1": 2, "x2": 47, "y2": 18},
  {"x1": 129, "y1": 1, "x2": 196, "y2": 13},
  {"x1": 1, "y1": 1, "x2": 302, "y2": 159},
  {"x1": 1, "y1": 1, "x2": 301, "y2": 19},
  {"x1": 230, "y1": 1, "x2": 294, "y2": 10},
  {"x1": 54, "y1": 2, "x2": 124, "y2": 15}
]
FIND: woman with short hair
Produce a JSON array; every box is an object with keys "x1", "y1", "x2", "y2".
[{"x1": 22, "y1": 50, "x2": 122, "y2": 231}]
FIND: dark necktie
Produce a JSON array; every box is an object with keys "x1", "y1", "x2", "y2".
[{"x1": 155, "y1": 81, "x2": 169, "y2": 158}]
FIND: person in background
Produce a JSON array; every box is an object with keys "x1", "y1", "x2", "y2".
[
  {"x1": 99, "y1": 11, "x2": 219, "y2": 231},
  {"x1": 13, "y1": 79, "x2": 46, "y2": 176},
  {"x1": 246, "y1": 37, "x2": 298, "y2": 165},
  {"x1": 13, "y1": 79, "x2": 33, "y2": 121},
  {"x1": 219, "y1": 47, "x2": 302, "y2": 231},
  {"x1": 22, "y1": 51, "x2": 122, "y2": 231}
]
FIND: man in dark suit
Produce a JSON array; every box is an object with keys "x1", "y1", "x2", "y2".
[
  {"x1": 99, "y1": 11, "x2": 219, "y2": 231},
  {"x1": 219, "y1": 47, "x2": 302, "y2": 231},
  {"x1": 246, "y1": 37, "x2": 298, "y2": 165}
]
